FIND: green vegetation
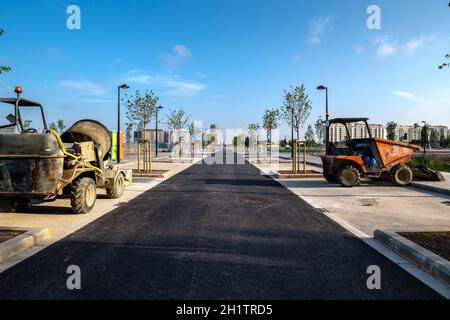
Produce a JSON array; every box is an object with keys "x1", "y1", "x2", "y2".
[
  {"x1": 438, "y1": 54, "x2": 449, "y2": 70},
  {"x1": 124, "y1": 89, "x2": 159, "y2": 133},
  {"x1": 412, "y1": 155, "x2": 450, "y2": 172},
  {"x1": 262, "y1": 108, "x2": 280, "y2": 144},
  {"x1": 386, "y1": 121, "x2": 397, "y2": 141},
  {"x1": 0, "y1": 29, "x2": 11, "y2": 74},
  {"x1": 314, "y1": 116, "x2": 324, "y2": 144},
  {"x1": 280, "y1": 84, "x2": 312, "y2": 142}
]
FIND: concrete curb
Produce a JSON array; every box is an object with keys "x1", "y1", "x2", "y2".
[
  {"x1": 132, "y1": 170, "x2": 174, "y2": 179},
  {"x1": 374, "y1": 229, "x2": 450, "y2": 287},
  {"x1": 273, "y1": 172, "x2": 323, "y2": 179},
  {"x1": 410, "y1": 182, "x2": 450, "y2": 196},
  {"x1": 0, "y1": 227, "x2": 51, "y2": 264}
]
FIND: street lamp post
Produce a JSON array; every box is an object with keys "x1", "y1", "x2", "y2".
[
  {"x1": 317, "y1": 85, "x2": 329, "y2": 153},
  {"x1": 117, "y1": 83, "x2": 129, "y2": 164},
  {"x1": 155, "y1": 106, "x2": 163, "y2": 158}
]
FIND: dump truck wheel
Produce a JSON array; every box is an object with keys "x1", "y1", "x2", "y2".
[
  {"x1": 391, "y1": 165, "x2": 413, "y2": 186},
  {"x1": 70, "y1": 177, "x2": 97, "y2": 214},
  {"x1": 0, "y1": 197, "x2": 29, "y2": 212},
  {"x1": 337, "y1": 166, "x2": 360, "y2": 188},
  {"x1": 323, "y1": 172, "x2": 338, "y2": 183},
  {"x1": 106, "y1": 173, "x2": 125, "y2": 199}
]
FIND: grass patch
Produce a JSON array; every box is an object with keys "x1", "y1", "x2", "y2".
[{"x1": 412, "y1": 155, "x2": 450, "y2": 172}]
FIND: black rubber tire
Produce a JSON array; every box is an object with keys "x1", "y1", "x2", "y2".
[
  {"x1": 391, "y1": 164, "x2": 413, "y2": 186},
  {"x1": 0, "y1": 197, "x2": 29, "y2": 212},
  {"x1": 106, "y1": 174, "x2": 125, "y2": 199},
  {"x1": 70, "y1": 177, "x2": 97, "y2": 214},
  {"x1": 323, "y1": 172, "x2": 338, "y2": 183},
  {"x1": 337, "y1": 166, "x2": 360, "y2": 188}
]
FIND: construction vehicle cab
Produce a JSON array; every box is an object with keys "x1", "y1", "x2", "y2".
[
  {"x1": 320, "y1": 118, "x2": 421, "y2": 187},
  {"x1": 0, "y1": 89, "x2": 131, "y2": 213}
]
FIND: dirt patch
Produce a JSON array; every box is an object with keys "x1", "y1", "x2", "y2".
[
  {"x1": 399, "y1": 231, "x2": 450, "y2": 261},
  {"x1": 0, "y1": 230, "x2": 25, "y2": 244}
]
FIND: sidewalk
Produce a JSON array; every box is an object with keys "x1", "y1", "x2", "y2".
[{"x1": 283, "y1": 155, "x2": 449, "y2": 196}]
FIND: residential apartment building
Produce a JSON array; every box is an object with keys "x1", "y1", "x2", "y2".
[
  {"x1": 329, "y1": 122, "x2": 385, "y2": 143},
  {"x1": 133, "y1": 129, "x2": 169, "y2": 143},
  {"x1": 396, "y1": 125, "x2": 448, "y2": 143}
]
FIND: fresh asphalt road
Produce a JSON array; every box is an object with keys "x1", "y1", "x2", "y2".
[{"x1": 0, "y1": 153, "x2": 442, "y2": 299}]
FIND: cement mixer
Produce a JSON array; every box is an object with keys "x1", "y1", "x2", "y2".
[{"x1": 0, "y1": 89, "x2": 132, "y2": 214}]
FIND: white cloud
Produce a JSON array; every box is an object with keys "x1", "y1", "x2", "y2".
[
  {"x1": 353, "y1": 44, "x2": 365, "y2": 54},
  {"x1": 404, "y1": 34, "x2": 436, "y2": 56},
  {"x1": 162, "y1": 44, "x2": 192, "y2": 67},
  {"x1": 374, "y1": 34, "x2": 437, "y2": 58},
  {"x1": 309, "y1": 15, "x2": 331, "y2": 44},
  {"x1": 162, "y1": 79, "x2": 206, "y2": 97},
  {"x1": 392, "y1": 91, "x2": 450, "y2": 126},
  {"x1": 125, "y1": 74, "x2": 151, "y2": 84},
  {"x1": 376, "y1": 40, "x2": 397, "y2": 57},
  {"x1": 393, "y1": 91, "x2": 423, "y2": 102},
  {"x1": 173, "y1": 44, "x2": 191, "y2": 58},
  {"x1": 60, "y1": 80, "x2": 107, "y2": 96},
  {"x1": 125, "y1": 71, "x2": 206, "y2": 97}
]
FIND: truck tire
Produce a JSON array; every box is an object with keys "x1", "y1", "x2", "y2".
[
  {"x1": 337, "y1": 166, "x2": 360, "y2": 188},
  {"x1": 323, "y1": 172, "x2": 338, "y2": 183},
  {"x1": 70, "y1": 177, "x2": 97, "y2": 214},
  {"x1": 0, "y1": 197, "x2": 29, "y2": 212},
  {"x1": 391, "y1": 164, "x2": 413, "y2": 186},
  {"x1": 106, "y1": 173, "x2": 125, "y2": 199}
]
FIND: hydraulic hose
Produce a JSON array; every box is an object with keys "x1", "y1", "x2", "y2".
[{"x1": 50, "y1": 129, "x2": 103, "y2": 176}]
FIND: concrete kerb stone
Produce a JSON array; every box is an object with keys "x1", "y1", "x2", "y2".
[
  {"x1": 374, "y1": 229, "x2": 450, "y2": 288},
  {"x1": 0, "y1": 227, "x2": 51, "y2": 263}
]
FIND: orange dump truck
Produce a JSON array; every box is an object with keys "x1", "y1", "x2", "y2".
[{"x1": 320, "y1": 118, "x2": 442, "y2": 187}]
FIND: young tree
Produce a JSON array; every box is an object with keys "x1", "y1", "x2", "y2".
[
  {"x1": 438, "y1": 54, "x2": 449, "y2": 70},
  {"x1": 386, "y1": 121, "x2": 397, "y2": 141},
  {"x1": 421, "y1": 123, "x2": 430, "y2": 149},
  {"x1": 57, "y1": 119, "x2": 66, "y2": 134},
  {"x1": 247, "y1": 123, "x2": 260, "y2": 148},
  {"x1": 248, "y1": 123, "x2": 260, "y2": 132},
  {"x1": 166, "y1": 108, "x2": 190, "y2": 131},
  {"x1": 314, "y1": 116, "x2": 324, "y2": 144},
  {"x1": 49, "y1": 122, "x2": 58, "y2": 131},
  {"x1": 280, "y1": 84, "x2": 312, "y2": 142},
  {"x1": 0, "y1": 29, "x2": 11, "y2": 74},
  {"x1": 305, "y1": 125, "x2": 315, "y2": 144},
  {"x1": 262, "y1": 108, "x2": 280, "y2": 146},
  {"x1": 125, "y1": 123, "x2": 133, "y2": 143},
  {"x1": 23, "y1": 120, "x2": 32, "y2": 130},
  {"x1": 166, "y1": 108, "x2": 190, "y2": 155},
  {"x1": 124, "y1": 90, "x2": 159, "y2": 134},
  {"x1": 49, "y1": 120, "x2": 66, "y2": 134}
]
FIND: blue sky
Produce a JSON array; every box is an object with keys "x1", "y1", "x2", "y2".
[{"x1": 0, "y1": 0, "x2": 449, "y2": 138}]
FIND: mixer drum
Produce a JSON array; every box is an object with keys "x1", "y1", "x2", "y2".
[{"x1": 61, "y1": 119, "x2": 112, "y2": 160}]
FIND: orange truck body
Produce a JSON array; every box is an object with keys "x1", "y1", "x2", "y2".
[{"x1": 373, "y1": 138, "x2": 421, "y2": 169}]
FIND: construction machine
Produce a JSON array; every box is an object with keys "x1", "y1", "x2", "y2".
[
  {"x1": 0, "y1": 87, "x2": 132, "y2": 213},
  {"x1": 320, "y1": 118, "x2": 444, "y2": 188}
]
